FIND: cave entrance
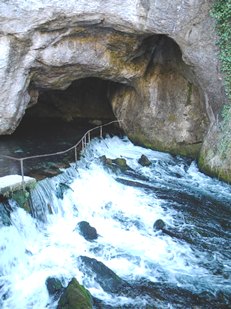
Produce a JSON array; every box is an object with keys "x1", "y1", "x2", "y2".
[
  {"x1": 27, "y1": 77, "x2": 117, "y2": 125},
  {"x1": 0, "y1": 77, "x2": 124, "y2": 178},
  {"x1": 17, "y1": 77, "x2": 124, "y2": 142}
]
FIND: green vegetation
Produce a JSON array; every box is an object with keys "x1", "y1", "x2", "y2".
[
  {"x1": 11, "y1": 190, "x2": 31, "y2": 213},
  {"x1": 211, "y1": 0, "x2": 231, "y2": 101},
  {"x1": 58, "y1": 278, "x2": 92, "y2": 309},
  {"x1": 210, "y1": 1, "x2": 231, "y2": 166},
  {"x1": 219, "y1": 103, "x2": 231, "y2": 159}
]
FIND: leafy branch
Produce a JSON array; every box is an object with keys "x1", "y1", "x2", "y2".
[{"x1": 211, "y1": 0, "x2": 231, "y2": 102}]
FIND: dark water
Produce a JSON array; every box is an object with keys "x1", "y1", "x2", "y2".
[
  {"x1": 0, "y1": 133, "x2": 231, "y2": 308},
  {"x1": 0, "y1": 118, "x2": 120, "y2": 178}
]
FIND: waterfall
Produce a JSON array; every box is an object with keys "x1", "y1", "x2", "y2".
[{"x1": 0, "y1": 136, "x2": 231, "y2": 308}]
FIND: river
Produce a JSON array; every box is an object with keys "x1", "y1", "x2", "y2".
[{"x1": 0, "y1": 134, "x2": 231, "y2": 308}]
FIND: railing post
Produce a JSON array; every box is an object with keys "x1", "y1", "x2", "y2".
[
  {"x1": 88, "y1": 132, "x2": 91, "y2": 143},
  {"x1": 20, "y1": 159, "x2": 25, "y2": 191},
  {"x1": 81, "y1": 138, "x2": 85, "y2": 151},
  {"x1": 84, "y1": 135, "x2": 87, "y2": 148},
  {"x1": 74, "y1": 146, "x2": 77, "y2": 166},
  {"x1": 100, "y1": 126, "x2": 103, "y2": 138}
]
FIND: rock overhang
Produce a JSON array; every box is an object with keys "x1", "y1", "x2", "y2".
[{"x1": 0, "y1": 0, "x2": 225, "y2": 159}]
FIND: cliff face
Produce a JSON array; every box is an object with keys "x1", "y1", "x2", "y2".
[
  {"x1": 0, "y1": 1, "x2": 229, "y2": 180},
  {"x1": 199, "y1": 110, "x2": 231, "y2": 183}
]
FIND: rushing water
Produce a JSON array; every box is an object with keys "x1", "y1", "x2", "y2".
[{"x1": 0, "y1": 136, "x2": 231, "y2": 308}]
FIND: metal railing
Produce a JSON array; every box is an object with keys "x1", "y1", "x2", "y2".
[{"x1": 0, "y1": 120, "x2": 122, "y2": 190}]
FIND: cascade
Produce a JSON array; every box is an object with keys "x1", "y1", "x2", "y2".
[{"x1": 0, "y1": 136, "x2": 231, "y2": 308}]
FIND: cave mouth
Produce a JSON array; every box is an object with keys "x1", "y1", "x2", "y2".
[
  {"x1": 26, "y1": 77, "x2": 118, "y2": 125},
  {"x1": 0, "y1": 77, "x2": 125, "y2": 178},
  {"x1": 16, "y1": 77, "x2": 125, "y2": 140}
]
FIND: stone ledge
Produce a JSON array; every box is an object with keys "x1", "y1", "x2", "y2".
[{"x1": 0, "y1": 175, "x2": 36, "y2": 195}]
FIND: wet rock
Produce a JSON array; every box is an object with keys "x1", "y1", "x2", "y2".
[
  {"x1": 46, "y1": 277, "x2": 63, "y2": 298},
  {"x1": 79, "y1": 256, "x2": 130, "y2": 294},
  {"x1": 100, "y1": 156, "x2": 132, "y2": 172},
  {"x1": 153, "y1": 219, "x2": 166, "y2": 231},
  {"x1": 153, "y1": 219, "x2": 194, "y2": 244},
  {"x1": 10, "y1": 190, "x2": 31, "y2": 213},
  {"x1": 57, "y1": 278, "x2": 92, "y2": 309},
  {"x1": 138, "y1": 154, "x2": 151, "y2": 167},
  {"x1": 56, "y1": 182, "x2": 73, "y2": 199},
  {"x1": 100, "y1": 155, "x2": 113, "y2": 166},
  {"x1": 77, "y1": 221, "x2": 98, "y2": 241},
  {"x1": 133, "y1": 280, "x2": 224, "y2": 308},
  {"x1": 0, "y1": 199, "x2": 12, "y2": 226},
  {"x1": 92, "y1": 297, "x2": 115, "y2": 309},
  {"x1": 113, "y1": 158, "x2": 130, "y2": 171},
  {"x1": 153, "y1": 219, "x2": 180, "y2": 238}
]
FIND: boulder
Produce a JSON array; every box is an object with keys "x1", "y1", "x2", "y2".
[
  {"x1": 153, "y1": 219, "x2": 193, "y2": 244},
  {"x1": 79, "y1": 256, "x2": 130, "y2": 294},
  {"x1": 100, "y1": 156, "x2": 132, "y2": 172},
  {"x1": 77, "y1": 221, "x2": 98, "y2": 241},
  {"x1": 113, "y1": 158, "x2": 131, "y2": 171},
  {"x1": 46, "y1": 277, "x2": 63, "y2": 298},
  {"x1": 138, "y1": 154, "x2": 151, "y2": 167},
  {"x1": 57, "y1": 278, "x2": 92, "y2": 309},
  {"x1": 153, "y1": 219, "x2": 166, "y2": 231}
]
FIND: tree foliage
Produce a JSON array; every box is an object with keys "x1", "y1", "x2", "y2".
[{"x1": 211, "y1": 0, "x2": 231, "y2": 103}]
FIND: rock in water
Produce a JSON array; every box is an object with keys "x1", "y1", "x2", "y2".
[
  {"x1": 138, "y1": 154, "x2": 151, "y2": 167},
  {"x1": 153, "y1": 219, "x2": 166, "y2": 231},
  {"x1": 57, "y1": 278, "x2": 92, "y2": 309},
  {"x1": 56, "y1": 183, "x2": 73, "y2": 199},
  {"x1": 113, "y1": 158, "x2": 131, "y2": 171},
  {"x1": 77, "y1": 221, "x2": 98, "y2": 241},
  {"x1": 100, "y1": 156, "x2": 132, "y2": 172},
  {"x1": 79, "y1": 256, "x2": 130, "y2": 294},
  {"x1": 46, "y1": 277, "x2": 63, "y2": 297}
]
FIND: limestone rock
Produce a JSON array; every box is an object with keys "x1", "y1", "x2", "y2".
[
  {"x1": 199, "y1": 118, "x2": 231, "y2": 183},
  {"x1": 0, "y1": 0, "x2": 228, "y2": 176},
  {"x1": 111, "y1": 36, "x2": 209, "y2": 157}
]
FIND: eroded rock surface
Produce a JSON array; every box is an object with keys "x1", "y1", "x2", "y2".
[{"x1": 0, "y1": 0, "x2": 228, "y2": 178}]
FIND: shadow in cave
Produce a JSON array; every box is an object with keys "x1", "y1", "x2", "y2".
[{"x1": 0, "y1": 78, "x2": 124, "y2": 179}]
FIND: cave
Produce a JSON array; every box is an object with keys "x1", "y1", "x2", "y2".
[
  {"x1": 3, "y1": 32, "x2": 209, "y2": 159},
  {"x1": 0, "y1": 1, "x2": 228, "y2": 180},
  {"x1": 26, "y1": 77, "x2": 117, "y2": 124},
  {"x1": 15, "y1": 76, "x2": 126, "y2": 149}
]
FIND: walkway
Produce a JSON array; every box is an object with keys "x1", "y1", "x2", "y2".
[{"x1": 0, "y1": 120, "x2": 122, "y2": 191}]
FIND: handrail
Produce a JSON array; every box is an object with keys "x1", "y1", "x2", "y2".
[{"x1": 0, "y1": 119, "x2": 123, "y2": 190}]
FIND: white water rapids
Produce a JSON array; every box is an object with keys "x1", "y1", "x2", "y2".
[{"x1": 0, "y1": 136, "x2": 231, "y2": 308}]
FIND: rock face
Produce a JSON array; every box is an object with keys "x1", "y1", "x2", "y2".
[
  {"x1": 199, "y1": 113, "x2": 231, "y2": 183},
  {"x1": 0, "y1": 1, "x2": 228, "y2": 178}
]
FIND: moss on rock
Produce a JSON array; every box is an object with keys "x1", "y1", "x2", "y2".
[
  {"x1": 130, "y1": 132, "x2": 201, "y2": 158},
  {"x1": 57, "y1": 278, "x2": 93, "y2": 309},
  {"x1": 199, "y1": 123, "x2": 231, "y2": 183},
  {"x1": 11, "y1": 190, "x2": 31, "y2": 213}
]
